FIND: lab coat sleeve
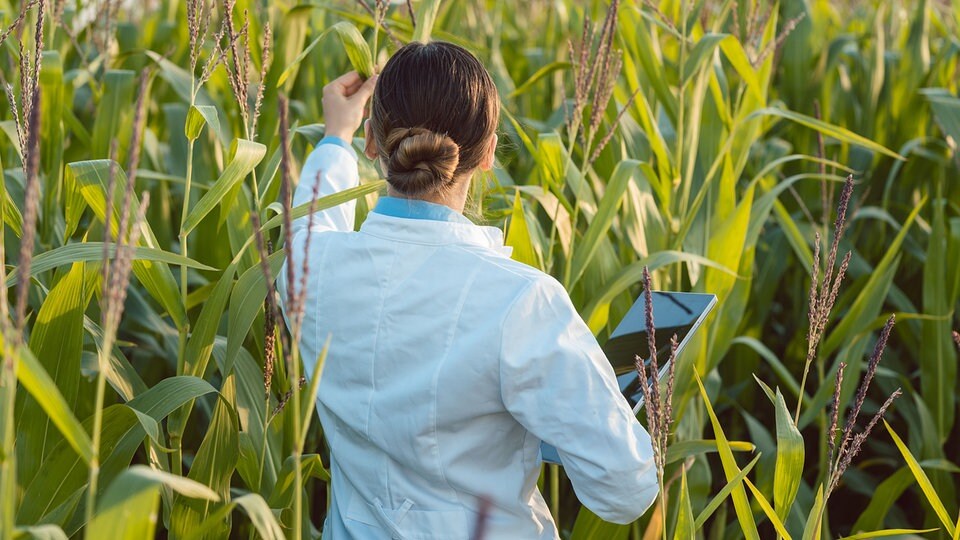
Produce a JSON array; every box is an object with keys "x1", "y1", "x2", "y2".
[
  {"x1": 278, "y1": 137, "x2": 359, "y2": 362},
  {"x1": 499, "y1": 276, "x2": 659, "y2": 524},
  {"x1": 289, "y1": 136, "x2": 360, "y2": 237}
]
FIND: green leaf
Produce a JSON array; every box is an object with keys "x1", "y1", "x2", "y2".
[
  {"x1": 666, "y1": 439, "x2": 755, "y2": 465},
  {"x1": 568, "y1": 160, "x2": 639, "y2": 288},
  {"x1": 225, "y1": 250, "x2": 284, "y2": 375},
  {"x1": 694, "y1": 370, "x2": 760, "y2": 539},
  {"x1": 8, "y1": 338, "x2": 93, "y2": 465},
  {"x1": 260, "y1": 181, "x2": 385, "y2": 232},
  {"x1": 184, "y1": 493, "x2": 284, "y2": 540},
  {"x1": 751, "y1": 107, "x2": 904, "y2": 160},
  {"x1": 884, "y1": 420, "x2": 956, "y2": 536},
  {"x1": 88, "y1": 466, "x2": 218, "y2": 540},
  {"x1": 5, "y1": 242, "x2": 216, "y2": 287},
  {"x1": 67, "y1": 160, "x2": 188, "y2": 329},
  {"x1": 412, "y1": 0, "x2": 443, "y2": 43},
  {"x1": 170, "y1": 375, "x2": 240, "y2": 538},
  {"x1": 277, "y1": 21, "x2": 374, "y2": 87},
  {"x1": 504, "y1": 191, "x2": 540, "y2": 268},
  {"x1": 90, "y1": 70, "x2": 135, "y2": 160},
  {"x1": 772, "y1": 388, "x2": 804, "y2": 523},
  {"x1": 569, "y1": 507, "x2": 630, "y2": 540},
  {"x1": 821, "y1": 198, "x2": 925, "y2": 358},
  {"x1": 694, "y1": 454, "x2": 761, "y2": 529},
  {"x1": 920, "y1": 190, "x2": 956, "y2": 441},
  {"x1": 16, "y1": 263, "x2": 96, "y2": 490},
  {"x1": 801, "y1": 485, "x2": 824, "y2": 540},
  {"x1": 17, "y1": 377, "x2": 217, "y2": 527},
  {"x1": 507, "y1": 61, "x2": 571, "y2": 98},
  {"x1": 181, "y1": 139, "x2": 266, "y2": 236},
  {"x1": 269, "y1": 454, "x2": 331, "y2": 511},
  {"x1": 185, "y1": 105, "x2": 220, "y2": 142},
  {"x1": 12, "y1": 524, "x2": 69, "y2": 540},
  {"x1": 184, "y1": 262, "x2": 237, "y2": 377},
  {"x1": 838, "y1": 529, "x2": 939, "y2": 540},
  {"x1": 744, "y1": 476, "x2": 792, "y2": 540},
  {"x1": 675, "y1": 469, "x2": 695, "y2": 539}
]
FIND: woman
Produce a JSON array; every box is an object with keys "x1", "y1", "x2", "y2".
[{"x1": 279, "y1": 41, "x2": 658, "y2": 539}]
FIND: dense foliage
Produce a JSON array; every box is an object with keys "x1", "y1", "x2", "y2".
[{"x1": 1, "y1": 0, "x2": 958, "y2": 538}]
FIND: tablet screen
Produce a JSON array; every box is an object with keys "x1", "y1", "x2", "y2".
[
  {"x1": 540, "y1": 291, "x2": 717, "y2": 464},
  {"x1": 602, "y1": 292, "x2": 717, "y2": 412}
]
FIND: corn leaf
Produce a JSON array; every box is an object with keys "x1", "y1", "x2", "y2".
[
  {"x1": 694, "y1": 454, "x2": 761, "y2": 529},
  {"x1": 225, "y1": 250, "x2": 284, "y2": 376},
  {"x1": 412, "y1": 0, "x2": 443, "y2": 43},
  {"x1": 8, "y1": 338, "x2": 93, "y2": 465},
  {"x1": 505, "y1": 191, "x2": 540, "y2": 268},
  {"x1": 744, "y1": 477, "x2": 792, "y2": 539},
  {"x1": 884, "y1": 419, "x2": 956, "y2": 536},
  {"x1": 260, "y1": 180, "x2": 386, "y2": 231},
  {"x1": 181, "y1": 139, "x2": 266, "y2": 236},
  {"x1": 4, "y1": 243, "x2": 215, "y2": 287},
  {"x1": 88, "y1": 466, "x2": 218, "y2": 540},
  {"x1": 694, "y1": 371, "x2": 760, "y2": 539},
  {"x1": 567, "y1": 160, "x2": 639, "y2": 288},
  {"x1": 184, "y1": 493, "x2": 284, "y2": 540},
  {"x1": 772, "y1": 388, "x2": 804, "y2": 523},
  {"x1": 170, "y1": 375, "x2": 240, "y2": 539},
  {"x1": 675, "y1": 469, "x2": 696, "y2": 539},
  {"x1": 751, "y1": 107, "x2": 904, "y2": 160},
  {"x1": 277, "y1": 21, "x2": 373, "y2": 86},
  {"x1": 666, "y1": 439, "x2": 755, "y2": 465},
  {"x1": 67, "y1": 160, "x2": 188, "y2": 329},
  {"x1": 838, "y1": 529, "x2": 939, "y2": 540}
]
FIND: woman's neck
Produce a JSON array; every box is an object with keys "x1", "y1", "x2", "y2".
[{"x1": 386, "y1": 178, "x2": 469, "y2": 213}]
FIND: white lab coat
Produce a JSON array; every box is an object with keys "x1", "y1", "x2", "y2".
[{"x1": 278, "y1": 141, "x2": 658, "y2": 540}]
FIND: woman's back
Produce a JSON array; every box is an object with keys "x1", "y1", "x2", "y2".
[{"x1": 279, "y1": 41, "x2": 658, "y2": 539}]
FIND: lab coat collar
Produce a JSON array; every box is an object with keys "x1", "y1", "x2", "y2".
[{"x1": 359, "y1": 211, "x2": 514, "y2": 257}]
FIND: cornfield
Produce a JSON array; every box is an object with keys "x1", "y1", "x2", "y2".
[{"x1": 1, "y1": 0, "x2": 958, "y2": 538}]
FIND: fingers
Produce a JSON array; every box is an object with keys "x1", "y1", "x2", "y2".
[
  {"x1": 348, "y1": 73, "x2": 378, "y2": 104},
  {"x1": 329, "y1": 71, "x2": 362, "y2": 91}
]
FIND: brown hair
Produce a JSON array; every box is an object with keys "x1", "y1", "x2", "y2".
[{"x1": 371, "y1": 41, "x2": 500, "y2": 196}]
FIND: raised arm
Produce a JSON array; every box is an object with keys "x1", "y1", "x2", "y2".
[
  {"x1": 278, "y1": 72, "x2": 376, "y2": 353},
  {"x1": 499, "y1": 277, "x2": 659, "y2": 524},
  {"x1": 289, "y1": 71, "x2": 378, "y2": 237}
]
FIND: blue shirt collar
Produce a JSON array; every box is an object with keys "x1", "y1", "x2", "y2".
[{"x1": 373, "y1": 196, "x2": 473, "y2": 224}]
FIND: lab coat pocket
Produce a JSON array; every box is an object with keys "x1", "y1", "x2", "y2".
[{"x1": 344, "y1": 494, "x2": 470, "y2": 540}]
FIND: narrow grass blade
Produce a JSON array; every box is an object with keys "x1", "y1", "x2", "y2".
[
  {"x1": 5, "y1": 243, "x2": 216, "y2": 287},
  {"x1": 838, "y1": 529, "x2": 939, "y2": 540},
  {"x1": 744, "y1": 477, "x2": 792, "y2": 540},
  {"x1": 694, "y1": 371, "x2": 760, "y2": 539},
  {"x1": 751, "y1": 107, "x2": 904, "y2": 160},
  {"x1": 884, "y1": 419, "x2": 956, "y2": 536},
  {"x1": 694, "y1": 454, "x2": 760, "y2": 529},
  {"x1": 666, "y1": 439, "x2": 755, "y2": 465},
  {"x1": 675, "y1": 469, "x2": 695, "y2": 539}
]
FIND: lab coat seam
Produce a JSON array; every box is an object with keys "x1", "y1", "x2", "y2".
[
  {"x1": 496, "y1": 278, "x2": 539, "y2": 419},
  {"x1": 431, "y1": 269, "x2": 479, "y2": 511}
]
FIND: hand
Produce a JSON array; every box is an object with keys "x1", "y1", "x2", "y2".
[{"x1": 322, "y1": 71, "x2": 378, "y2": 142}]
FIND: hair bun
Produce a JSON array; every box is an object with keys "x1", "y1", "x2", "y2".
[{"x1": 384, "y1": 127, "x2": 460, "y2": 196}]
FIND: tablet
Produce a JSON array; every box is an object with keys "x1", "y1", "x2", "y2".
[{"x1": 540, "y1": 291, "x2": 717, "y2": 465}]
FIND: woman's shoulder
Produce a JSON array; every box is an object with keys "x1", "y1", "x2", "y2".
[{"x1": 452, "y1": 243, "x2": 567, "y2": 298}]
